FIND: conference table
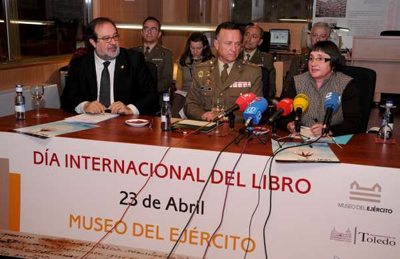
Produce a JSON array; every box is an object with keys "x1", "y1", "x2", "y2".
[{"x1": 0, "y1": 109, "x2": 399, "y2": 259}]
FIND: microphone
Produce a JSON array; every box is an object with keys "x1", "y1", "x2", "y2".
[
  {"x1": 243, "y1": 97, "x2": 268, "y2": 127},
  {"x1": 268, "y1": 98, "x2": 294, "y2": 124},
  {"x1": 322, "y1": 92, "x2": 341, "y2": 134},
  {"x1": 213, "y1": 93, "x2": 257, "y2": 121},
  {"x1": 293, "y1": 94, "x2": 309, "y2": 132}
]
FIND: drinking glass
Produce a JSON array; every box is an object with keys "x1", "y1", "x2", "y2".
[
  {"x1": 30, "y1": 85, "x2": 45, "y2": 118},
  {"x1": 212, "y1": 97, "x2": 225, "y2": 135}
]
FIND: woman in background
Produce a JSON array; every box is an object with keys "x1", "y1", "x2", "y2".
[
  {"x1": 172, "y1": 32, "x2": 214, "y2": 118},
  {"x1": 280, "y1": 41, "x2": 362, "y2": 136}
]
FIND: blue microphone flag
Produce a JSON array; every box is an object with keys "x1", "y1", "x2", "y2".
[{"x1": 243, "y1": 97, "x2": 268, "y2": 126}]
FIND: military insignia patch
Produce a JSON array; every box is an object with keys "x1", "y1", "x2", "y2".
[
  {"x1": 200, "y1": 86, "x2": 212, "y2": 91},
  {"x1": 230, "y1": 81, "x2": 251, "y2": 88}
]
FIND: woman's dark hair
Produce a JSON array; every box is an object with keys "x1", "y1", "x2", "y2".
[
  {"x1": 311, "y1": 41, "x2": 342, "y2": 71},
  {"x1": 178, "y1": 31, "x2": 214, "y2": 67}
]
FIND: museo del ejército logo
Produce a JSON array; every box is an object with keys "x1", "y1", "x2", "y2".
[{"x1": 337, "y1": 181, "x2": 393, "y2": 214}]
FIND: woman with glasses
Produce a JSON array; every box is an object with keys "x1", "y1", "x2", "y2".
[
  {"x1": 279, "y1": 41, "x2": 362, "y2": 137},
  {"x1": 171, "y1": 32, "x2": 214, "y2": 118}
]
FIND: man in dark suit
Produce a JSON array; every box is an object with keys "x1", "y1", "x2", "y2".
[
  {"x1": 132, "y1": 17, "x2": 173, "y2": 105},
  {"x1": 61, "y1": 17, "x2": 158, "y2": 115},
  {"x1": 240, "y1": 24, "x2": 276, "y2": 101}
]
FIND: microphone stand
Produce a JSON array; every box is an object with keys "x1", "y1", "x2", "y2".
[
  {"x1": 271, "y1": 120, "x2": 292, "y2": 144},
  {"x1": 323, "y1": 133, "x2": 343, "y2": 149},
  {"x1": 293, "y1": 120, "x2": 310, "y2": 143},
  {"x1": 237, "y1": 121, "x2": 266, "y2": 145},
  {"x1": 322, "y1": 123, "x2": 343, "y2": 149},
  {"x1": 228, "y1": 113, "x2": 235, "y2": 131}
]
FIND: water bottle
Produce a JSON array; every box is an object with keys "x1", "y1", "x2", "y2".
[
  {"x1": 385, "y1": 100, "x2": 394, "y2": 131},
  {"x1": 379, "y1": 100, "x2": 395, "y2": 140},
  {"x1": 15, "y1": 85, "x2": 26, "y2": 120},
  {"x1": 161, "y1": 93, "x2": 171, "y2": 131}
]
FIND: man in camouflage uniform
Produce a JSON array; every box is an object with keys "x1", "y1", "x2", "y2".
[
  {"x1": 184, "y1": 22, "x2": 262, "y2": 121},
  {"x1": 240, "y1": 24, "x2": 276, "y2": 101},
  {"x1": 132, "y1": 16, "x2": 173, "y2": 104}
]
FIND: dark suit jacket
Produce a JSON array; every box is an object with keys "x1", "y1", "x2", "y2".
[{"x1": 61, "y1": 48, "x2": 158, "y2": 115}]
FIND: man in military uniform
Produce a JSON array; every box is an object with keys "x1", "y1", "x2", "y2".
[
  {"x1": 132, "y1": 16, "x2": 173, "y2": 104},
  {"x1": 240, "y1": 24, "x2": 276, "y2": 101},
  {"x1": 184, "y1": 22, "x2": 263, "y2": 121},
  {"x1": 283, "y1": 22, "x2": 332, "y2": 92}
]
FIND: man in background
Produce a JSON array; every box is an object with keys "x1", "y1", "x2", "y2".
[
  {"x1": 283, "y1": 22, "x2": 331, "y2": 91},
  {"x1": 132, "y1": 17, "x2": 173, "y2": 105},
  {"x1": 240, "y1": 24, "x2": 276, "y2": 101},
  {"x1": 184, "y1": 22, "x2": 262, "y2": 121},
  {"x1": 61, "y1": 17, "x2": 158, "y2": 115}
]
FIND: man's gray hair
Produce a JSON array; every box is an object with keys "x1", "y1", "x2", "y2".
[
  {"x1": 311, "y1": 22, "x2": 332, "y2": 36},
  {"x1": 245, "y1": 24, "x2": 264, "y2": 38}
]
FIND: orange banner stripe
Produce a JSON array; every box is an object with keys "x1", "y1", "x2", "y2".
[{"x1": 8, "y1": 173, "x2": 20, "y2": 231}]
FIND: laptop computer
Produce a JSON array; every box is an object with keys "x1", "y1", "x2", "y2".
[{"x1": 269, "y1": 29, "x2": 290, "y2": 51}]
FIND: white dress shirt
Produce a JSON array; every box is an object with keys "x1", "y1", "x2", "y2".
[{"x1": 75, "y1": 52, "x2": 139, "y2": 115}]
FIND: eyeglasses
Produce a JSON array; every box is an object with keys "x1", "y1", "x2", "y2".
[
  {"x1": 307, "y1": 56, "x2": 331, "y2": 64},
  {"x1": 143, "y1": 26, "x2": 158, "y2": 33},
  {"x1": 98, "y1": 34, "x2": 120, "y2": 43}
]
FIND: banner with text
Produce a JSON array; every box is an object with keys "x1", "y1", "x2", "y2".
[{"x1": 0, "y1": 132, "x2": 399, "y2": 258}]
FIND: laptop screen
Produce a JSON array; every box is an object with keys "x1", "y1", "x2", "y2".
[{"x1": 269, "y1": 29, "x2": 290, "y2": 50}]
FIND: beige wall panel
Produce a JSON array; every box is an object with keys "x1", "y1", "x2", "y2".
[
  {"x1": 162, "y1": 31, "x2": 191, "y2": 62},
  {"x1": 352, "y1": 36, "x2": 400, "y2": 102},
  {"x1": 352, "y1": 36, "x2": 400, "y2": 61},
  {"x1": 118, "y1": 30, "x2": 143, "y2": 49},
  {"x1": 162, "y1": 0, "x2": 189, "y2": 22},
  {"x1": 97, "y1": 0, "x2": 149, "y2": 22},
  {"x1": 0, "y1": 60, "x2": 69, "y2": 91},
  {"x1": 210, "y1": 0, "x2": 230, "y2": 24}
]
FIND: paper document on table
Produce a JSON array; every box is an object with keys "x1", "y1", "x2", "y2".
[
  {"x1": 174, "y1": 119, "x2": 215, "y2": 127},
  {"x1": 291, "y1": 126, "x2": 330, "y2": 141},
  {"x1": 271, "y1": 139, "x2": 340, "y2": 163},
  {"x1": 292, "y1": 126, "x2": 353, "y2": 144},
  {"x1": 172, "y1": 119, "x2": 219, "y2": 133},
  {"x1": 13, "y1": 121, "x2": 98, "y2": 138},
  {"x1": 64, "y1": 113, "x2": 119, "y2": 124}
]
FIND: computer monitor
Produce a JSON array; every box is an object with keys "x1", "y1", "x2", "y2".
[{"x1": 269, "y1": 29, "x2": 290, "y2": 51}]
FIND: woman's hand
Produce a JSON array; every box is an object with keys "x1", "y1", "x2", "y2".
[
  {"x1": 287, "y1": 122, "x2": 296, "y2": 134},
  {"x1": 310, "y1": 123, "x2": 324, "y2": 137}
]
